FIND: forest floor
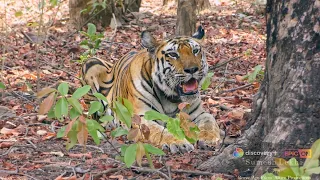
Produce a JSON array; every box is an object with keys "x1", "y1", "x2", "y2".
[{"x1": 0, "y1": 0, "x2": 266, "y2": 179}]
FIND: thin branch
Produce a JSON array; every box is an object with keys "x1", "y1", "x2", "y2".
[
  {"x1": 93, "y1": 168, "x2": 122, "y2": 178},
  {"x1": 1, "y1": 0, "x2": 7, "y2": 100},
  {"x1": 107, "y1": 13, "x2": 118, "y2": 54},
  {"x1": 218, "y1": 83, "x2": 253, "y2": 95},
  {"x1": 209, "y1": 56, "x2": 241, "y2": 71},
  {"x1": 35, "y1": 0, "x2": 45, "y2": 92},
  {"x1": 132, "y1": 167, "x2": 170, "y2": 180},
  {"x1": 168, "y1": 169, "x2": 235, "y2": 179}
]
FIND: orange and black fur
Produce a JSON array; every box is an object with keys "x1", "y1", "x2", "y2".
[{"x1": 81, "y1": 26, "x2": 221, "y2": 153}]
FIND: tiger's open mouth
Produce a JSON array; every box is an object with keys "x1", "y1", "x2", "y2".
[{"x1": 177, "y1": 78, "x2": 199, "y2": 96}]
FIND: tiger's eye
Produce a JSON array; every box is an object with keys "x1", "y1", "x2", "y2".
[
  {"x1": 167, "y1": 52, "x2": 179, "y2": 58},
  {"x1": 193, "y1": 49, "x2": 200, "y2": 54}
]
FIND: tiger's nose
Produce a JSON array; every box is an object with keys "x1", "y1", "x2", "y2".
[{"x1": 184, "y1": 67, "x2": 199, "y2": 74}]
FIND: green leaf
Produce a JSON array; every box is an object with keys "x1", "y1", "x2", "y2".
[
  {"x1": 57, "y1": 82, "x2": 69, "y2": 96},
  {"x1": 93, "y1": 93, "x2": 108, "y2": 103},
  {"x1": 48, "y1": 108, "x2": 55, "y2": 118},
  {"x1": 67, "y1": 97, "x2": 82, "y2": 114},
  {"x1": 305, "y1": 167, "x2": 320, "y2": 175},
  {"x1": 144, "y1": 149, "x2": 154, "y2": 169},
  {"x1": 201, "y1": 72, "x2": 214, "y2": 90},
  {"x1": 114, "y1": 101, "x2": 132, "y2": 128},
  {"x1": 80, "y1": 45, "x2": 90, "y2": 49},
  {"x1": 66, "y1": 120, "x2": 79, "y2": 150},
  {"x1": 14, "y1": 11, "x2": 23, "y2": 17},
  {"x1": 88, "y1": 101, "x2": 101, "y2": 115},
  {"x1": 0, "y1": 82, "x2": 5, "y2": 89},
  {"x1": 167, "y1": 118, "x2": 185, "y2": 140},
  {"x1": 57, "y1": 126, "x2": 66, "y2": 138},
  {"x1": 99, "y1": 115, "x2": 114, "y2": 123},
  {"x1": 87, "y1": 23, "x2": 96, "y2": 36},
  {"x1": 248, "y1": 65, "x2": 262, "y2": 83},
  {"x1": 144, "y1": 110, "x2": 169, "y2": 122},
  {"x1": 121, "y1": 145, "x2": 128, "y2": 156},
  {"x1": 80, "y1": 8, "x2": 88, "y2": 14},
  {"x1": 123, "y1": 98, "x2": 134, "y2": 116},
  {"x1": 303, "y1": 139, "x2": 320, "y2": 169},
  {"x1": 261, "y1": 173, "x2": 277, "y2": 180},
  {"x1": 111, "y1": 127, "x2": 128, "y2": 138},
  {"x1": 288, "y1": 158, "x2": 300, "y2": 176},
  {"x1": 70, "y1": 107, "x2": 81, "y2": 120},
  {"x1": 72, "y1": 85, "x2": 91, "y2": 99},
  {"x1": 49, "y1": 0, "x2": 58, "y2": 6},
  {"x1": 54, "y1": 97, "x2": 68, "y2": 119},
  {"x1": 143, "y1": 144, "x2": 165, "y2": 155},
  {"x1": 124, "y1": 144, "x2": 137, "y2": 167},
  {"x1": 86, "y1": 119, "x2": 105, "y2": 145}
]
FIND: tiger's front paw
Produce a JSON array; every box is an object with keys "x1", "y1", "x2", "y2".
[
  {"x1": 162, "y1": 141, "x2": 194, "y2": 154},
  {"x1": 197, "y1": 118, "x2": 221, "y2": 150}
]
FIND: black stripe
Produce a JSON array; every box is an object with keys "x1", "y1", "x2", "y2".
[
  {"x1": 102, "y1": 75, "x2": 114, "y2": 84},
  {"x1": 193, "y1": 111, "x2": 205, "y2": 123},
  {"x1": 84, "y1": 59, "x2": 107, "y2": 74}
]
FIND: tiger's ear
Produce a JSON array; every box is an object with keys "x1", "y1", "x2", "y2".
[
  {"x1": 141, "y1": 31, "x2": 158, "y2": 53},
  {"x1": 192, "y1": 25, "x2": 205, "y2": 40}
]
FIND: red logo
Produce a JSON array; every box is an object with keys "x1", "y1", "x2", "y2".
[{"x1": 284, "y1": 149, "x2": 311, "y2": 159}]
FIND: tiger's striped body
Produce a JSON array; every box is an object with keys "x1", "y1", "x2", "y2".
[{"x1": 81, "y1": 27, "x2": 221, "y2": 153}]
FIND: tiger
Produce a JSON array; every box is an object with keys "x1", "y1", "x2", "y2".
[{"x1": 81, "y1": 26, "x2": 221, "y2": 153}]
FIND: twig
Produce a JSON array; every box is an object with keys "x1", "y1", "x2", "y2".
[
  {"x1": 168, "y1": 169, "x2": 235, "y2": 179},
  {"x1": 0, "y1": 169, "x2": 39, "y2": 180},
  {"x1": 21, "y1": 31, "x2": 34, "y2": 43},
  {"x1": 0, "y1": 144, "x2": 35, "y2": 157},
  {"x1": 98, "y1": 130, "x2": 121, "y2": 156},
  {"x1": 218, "y1": 83, "x2": 253, "y2": 95},
  {"x1": 209, "y1": 56, "x2": 241, "y2": 71},
  {"x1": 1, "y1": 0, "x2": 7, "y2": 100},
  {"x1": 26, "y1": 139, "x2": 37, "y2": 149},
  {"x1": 75, "y1": 144, "x2": 104, "y2": 153},
  {"x1": 40, "y1": 61, "x2": 80, "y2": 80},
  {"x1": 167, "y1": 165, "x2": 172, "y2": 180},
  {"x1": 35, "y1": 0, "x2": 45, "y2": 92},
  {"x1": 132, "y1": 167, "x2": 170, "y2": 180},
  {"x1": 108, "y1": 13, "x2": 118, "y2": 54},
  {"x1": 10, "y1": 91, "x2": 36, "y2": 106},
  {"x1": 93, "y1": 168, "x2": 122, "y2": 178}
]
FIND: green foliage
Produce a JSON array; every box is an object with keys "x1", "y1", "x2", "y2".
[
  {"x1": 80, "y1": 0, "x2": 108, "y2": 16},
  {"x1": 37, "y1": 82, "x2": 107, "y2": 150},
  {"x1": 0, "y1": 82, "x2": 5, "y2": 89},
  {"x1": 38, "y1": 82, "x2": 201, "y2": 169},
  {"x1": 242, "y1": 65, "x2": 264, "y2": 83},
  {"x1": 145, "y1": 110, "x2": 200, "y2": 143},
  {"x1": 261, "y1": 139, "x2": 320, "y2": 179},
  {"x1": 78, "y1": 23, "x2": 104, "y2": 63},
  {"x1": 201, "y1": 72, "x2": 214, "y2": 90}
]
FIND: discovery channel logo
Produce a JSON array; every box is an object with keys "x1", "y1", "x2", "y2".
[{"x1": 233, "y1": 148, "x2": 244, "y2": 158}]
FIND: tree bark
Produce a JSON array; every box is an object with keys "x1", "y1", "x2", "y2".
[
  {"x1": 69, "y1": 0, "x2": 91, "y2": 29},
  {"x1": 163, "y1": 0, "x2": 176, "y2": 6},
  {"x1": 196, "y1": 0, "x2": 211, "y2": 11},
  {"x1": 69, "y1": 0, "x2": 141, "y2": 29},
  {"x1": 198, "y1": 0, "x2": 320, "y2": 177},
  {"x1": 175, "y1": 0, "x2": 196, "y2": 36}
]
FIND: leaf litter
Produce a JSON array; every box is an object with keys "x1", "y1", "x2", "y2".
[{"x1": 0, "y1": 0, "x2": 266, "y2": 179}]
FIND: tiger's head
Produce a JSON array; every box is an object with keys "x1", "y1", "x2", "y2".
[{"x1": 141, "y1": 26, "x2": 208, "y2": 103}]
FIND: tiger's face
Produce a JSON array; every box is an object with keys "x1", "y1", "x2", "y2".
[{"x1": 142, "y1": 26, "x2": 208, "y2": 103}]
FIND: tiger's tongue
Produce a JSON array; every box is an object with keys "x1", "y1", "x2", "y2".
[{"x1": 182, "y1": 79, "x2": 198, "y2": 93}]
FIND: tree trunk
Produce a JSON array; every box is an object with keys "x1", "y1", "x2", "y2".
[
  {"x1": 163, "y1": 0, "x2": 177, "y2": 6},
  {"x1": 196, "y1": 0, "x2": 211, "y2": 11},
  {"x1": 198, "y1": 0, "x2": 320, "y2": 177},
  {"x1": 69, "y1": 0, "x2": 91, "y2": 29},
  {"x1": 69, "y1": 0, "x2": 141, "y2": 29},
  {"x1": 175, "y1": 0, "x2": 196, "y2": 36}
]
